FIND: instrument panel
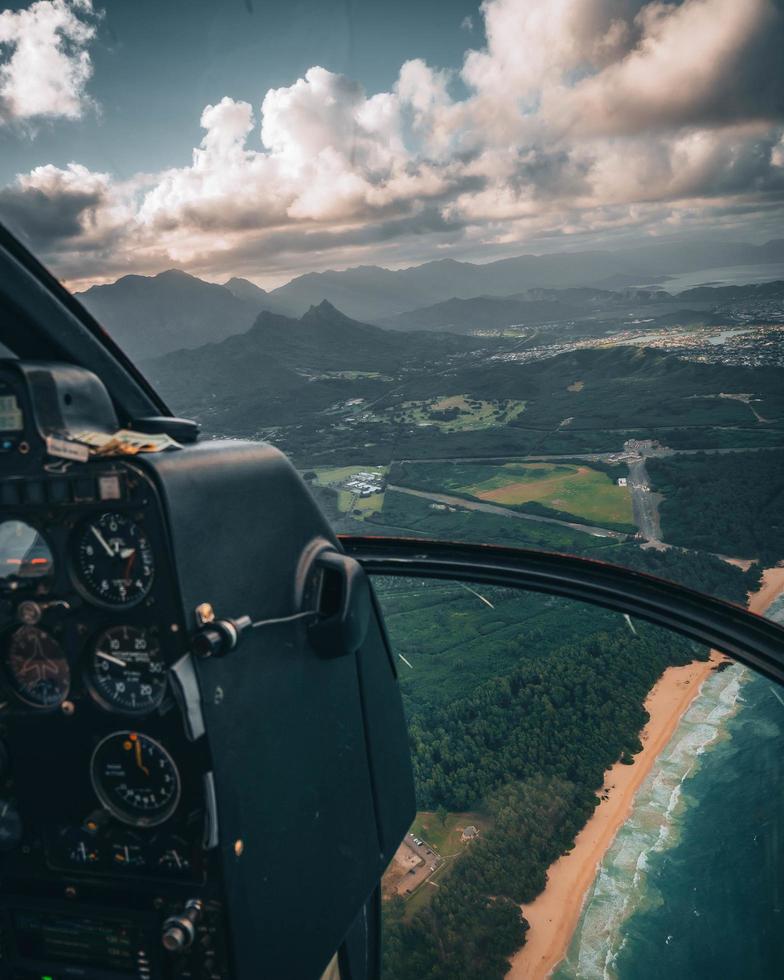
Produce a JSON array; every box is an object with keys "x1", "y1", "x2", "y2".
[
  {"x1": 0, "y1": 358, "x2": 413, "y2": 979},
  {"x1": 0, "y1": 362, "x2": 230, "y2": 979},
  {"x1": 0, "y1": 496, "x2": 179, "y2": 718}
]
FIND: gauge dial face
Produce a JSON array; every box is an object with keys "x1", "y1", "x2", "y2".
[
  {"x1": 90, "y1": 731, "x2": 180, "y2": 827},
  {"x1": 73, "y1": 513, "x2": 154, "y2": 607},
  {"x1": 4, "y1": 626, "x2": 70, "y2": 708},
  {"x1": 0, "y1": 520, "x2": 53, "y2": 584},
  {"x1": 88, "y1": 626, "x2": 167, "y2": 714}
]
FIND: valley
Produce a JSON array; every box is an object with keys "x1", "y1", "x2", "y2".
[{"x1": 93, "y1": 259, "x2": 784, "y2": 980}]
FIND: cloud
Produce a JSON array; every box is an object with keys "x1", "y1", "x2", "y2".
[
  {"x1": 1, "y1": 0, "x2": 783, "y2": 288},
  {"x1": 0, "y1": 0, "x2": 99, "y2": 124},
  {"x1": 545, "y1": 0, "x2": 784, "y2": 136}
]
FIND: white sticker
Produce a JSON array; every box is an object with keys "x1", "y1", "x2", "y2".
[
  {"x1": 46, "y1": 435, "x2": 89, "y2": 463},
  {"x1": 98, "y1": 475, "x2": 122, "y2": 500}
]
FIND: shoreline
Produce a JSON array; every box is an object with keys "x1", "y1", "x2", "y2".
[{"x1": 506, "y1": 565, "x2": 784, "y2": 980}]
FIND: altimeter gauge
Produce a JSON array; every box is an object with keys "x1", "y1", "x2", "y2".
[
  {"x1": 88, "y1": 626, "x2": 167, "y2": 714},
  {"x1": 73, "y1": 513, "x2": 154, "y2": 607}
]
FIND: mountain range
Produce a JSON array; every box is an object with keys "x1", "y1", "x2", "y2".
[
  {"x1": 142, "y1": 300, "x2": 491, "y2": 427},
  {"x1": 75, "y1": 239, "x2": 784, "y2": 356},
  {"x1": 76, "y1": 269, "x2": 287, "y2": 358}
]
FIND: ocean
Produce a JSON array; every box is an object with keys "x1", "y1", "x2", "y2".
[{"x1": 554, "y1": 597, "x2": 784, "y2": 980}]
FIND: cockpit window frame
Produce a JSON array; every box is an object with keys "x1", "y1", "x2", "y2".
[
  {"x1": 0, "y1": 222, "x2": 169, "y2": 424},
  {"x1": 343, "y1": 536, "x2": 784, "y2": 687}
]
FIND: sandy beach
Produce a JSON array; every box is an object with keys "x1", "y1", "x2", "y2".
[{"x1": 506, "y1": 565, "x2": 784, "y2": 980}]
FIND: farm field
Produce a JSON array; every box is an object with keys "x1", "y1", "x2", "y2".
[
  {"x1": 365, "y1": 488, "x2": 610, "y2": 554},
  {"x1": 392, "y1": 460, "x2": 634, "y2": 529}
]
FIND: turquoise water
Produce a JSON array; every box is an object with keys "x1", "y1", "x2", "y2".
[{"x1": 554, "y1": 599, "x2": 784, "y2": 980}]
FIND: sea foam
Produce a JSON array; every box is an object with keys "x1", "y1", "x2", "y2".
[{"x1": 553, "y1": 663, "x2": 747, "y2": 980}]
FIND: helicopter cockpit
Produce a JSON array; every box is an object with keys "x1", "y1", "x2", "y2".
[
  {"x1": 1, "y1": 214, "x2": 783, "y2": 980},
  {"x1": 1, "y1": 1, "x2": 784, "y2": 976}
]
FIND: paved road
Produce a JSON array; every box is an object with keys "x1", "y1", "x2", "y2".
[
  {"x1": 388, "y1": 484, "x2": 631, "y2": 540},
  {"x1": 394, "y1": 445, "x2": 784, "y2": 465},
  {"x1": 626, "y1": 456, "x2": 663, "y2": 542}
]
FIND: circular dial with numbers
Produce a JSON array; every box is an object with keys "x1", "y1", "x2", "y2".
[
  {"x1": 73, "y1": 513, "x2": 154, "y2": 607},
  {"x1": 4, "y1": 625, "x2": 70, "y2": 708},
  {"x1": 91, "y1": 731, "x2": 180, "y2": 827},
  {"x1": 88, "y1": 626, "x2": 167, "y2": 714}
]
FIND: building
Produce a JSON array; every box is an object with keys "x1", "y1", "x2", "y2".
[
  {"x1": 461, "y1": 825, "x2": 479, "y2": 841},
  {"x1": 617, "y1": 477, "x2": 628, "y2": 487}
]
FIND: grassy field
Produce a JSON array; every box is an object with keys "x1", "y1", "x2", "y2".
[
  {"x1": 392, "y1": 459, "x2": 634, "y2": 529},
  {"x1": 400, "y1": 811, "x2": 487, "y2": 915},
  {"x1": 398, "y1": 394, "x2": 526, "y2": 432},
  {"x1": 364, "y1": 488, "x2": 612, "y2": 554},
  {"x1": 461, "y1": 461, "x2": 633, "y2": 526}
]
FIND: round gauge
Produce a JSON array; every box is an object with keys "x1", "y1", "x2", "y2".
[
  {"x1": 73, "y1": 513, "x2": 154, "y2": 607},
  {"x1": 88, "y1": 626, "x2": 167, "y2": 715},
  {"x1": 90, "y1": 731, "x2": 180, "y2": 827},
  {"x1": 4, "y1": 626, "x2": 70, "y2": 708},
  {"x1": 0, "y1": 520, "x2": 54, "y2": 585}
]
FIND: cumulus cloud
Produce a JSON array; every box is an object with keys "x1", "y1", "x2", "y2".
[
  {"x1": 1, "y1": 0, "x2": 783, "y2": 287},
  {"x1": 0, "y1": 0, "x2": 99, "y2": 124}
]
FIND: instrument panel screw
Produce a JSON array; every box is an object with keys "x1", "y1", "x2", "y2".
[
  {"x1": 153, "y1": 897, "x2": 165, "y2": 910},
  {"x1": 195, "y1": 603, "x2": 215, "y2": 627},
  {"x1": 65, "y1": 886, "x2": 77, "y2": 899},
  {"x1": 233, "y1": 839, "x2": 244, "y2": 858},
  {"x1": 170, "y1": 623, "x2": 179, "y2": 633},
  {"x1": 61, "y1": 700, "x2": 75, "y2": 716}
]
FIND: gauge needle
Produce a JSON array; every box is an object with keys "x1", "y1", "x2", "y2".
[
  {"x1": 91, "y1": 525, "x2": 116, "y2": 558},
  {"x1": 134, "y1": 739, "x2": 150, "y2": 777},
  {"x1": 119, "y1": 547, "x2": 135, "y2": 559},
  {"x1": 97, "y1": 650, "x2": 127, "y2": 668}
]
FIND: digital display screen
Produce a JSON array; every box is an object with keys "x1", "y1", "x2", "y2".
[
  {"x1": 12, "y1": 910, "x2": 140, "y2": 974},
  {"x1": 0, "y1": 392, "x2": 23, "y2": 431}
]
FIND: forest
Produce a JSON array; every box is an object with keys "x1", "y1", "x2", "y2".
[
  {"x1": 647, "y1": 450, "x2": 784, "y2": 563},
  {"x1": 377, "y1": 593, "x2": 706, "y2": 980}
]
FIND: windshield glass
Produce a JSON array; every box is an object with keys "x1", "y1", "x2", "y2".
[{"x1": 1, "y1": 2, "x2": 783, "y2": 977}]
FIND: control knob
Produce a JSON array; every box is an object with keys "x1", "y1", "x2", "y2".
[{"x1": 162, "y1": 899, "x2": 204, "y2": 953}]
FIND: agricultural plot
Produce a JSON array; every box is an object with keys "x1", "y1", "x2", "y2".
[
  {"x1": 464, "y1": 462, "x2": 634, "y2": 528},
  {"x1": 393, "y1": 460, "x2": 634, "y2": 530},
  {"x1": 397, "y1": 394, "x2": 526, "y2": 432}
]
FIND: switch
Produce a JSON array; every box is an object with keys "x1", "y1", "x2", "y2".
[
  {"x1": 22, "y1": 481, "x2": 45, "y2": 505},
  {"x1": 162, "y1": 899, "x2": 204, "y2": 953},
  {"x1": 71, "y1": 476, "x2": 95, "y2": 501},
  {"x1": 0, "y1": 482, "x2": 20, "y2": 506},
  {"x1": 47, "y1": 479, "x2": 70, "y2": 504}
]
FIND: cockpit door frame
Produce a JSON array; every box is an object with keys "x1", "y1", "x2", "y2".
[{"x1": 340, "y1": 536, "x2": 784, "y2": 686}]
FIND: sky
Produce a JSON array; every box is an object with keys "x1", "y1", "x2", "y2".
[{"x1": 0, "y1": 0, "x2": 783, "y2": 290}]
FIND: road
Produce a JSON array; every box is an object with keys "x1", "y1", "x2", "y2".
[
  {"x1": 626, "y1": 455, "x2": 663, "y2": 543},
  {"x1": 394, "y1": 445, "x2": 784, "y2": 465},
  {"x1": 387, "y1": 485, "x2": 631, "y2": 540}
]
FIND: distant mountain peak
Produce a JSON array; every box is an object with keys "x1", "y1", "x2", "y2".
[
  {"x1": 308, "y1": 299, "x2": 342, "y2": 315},
  {"x1": 224, "y1": 276, "x2": 268, "y2": 300}
]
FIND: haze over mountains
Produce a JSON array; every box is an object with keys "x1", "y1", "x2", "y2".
[{"x1": 76, "y1": 239, "x2": 784, "y2": 357}]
